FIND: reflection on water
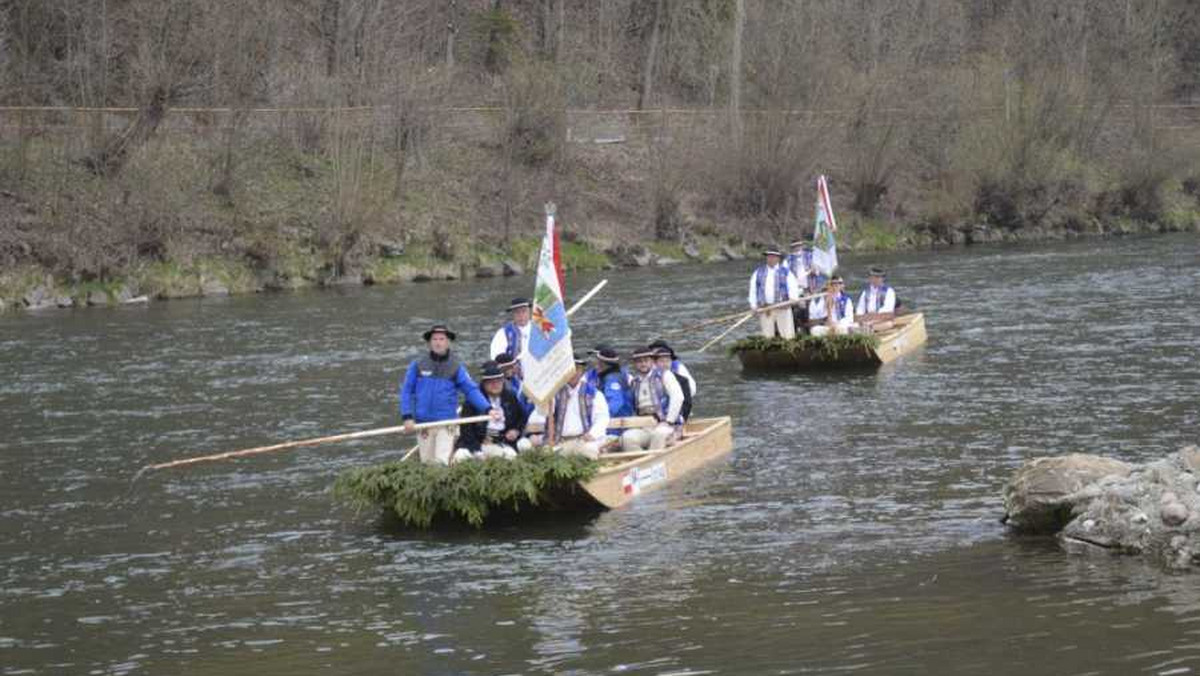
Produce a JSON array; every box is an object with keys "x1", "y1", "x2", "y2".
[{"x1": 1, "y1": 234, "x2": 1199, "y2": 675}]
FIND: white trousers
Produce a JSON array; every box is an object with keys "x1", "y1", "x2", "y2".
[
  {"x1": 620, "y1": 423, "x2": 675, "y2": 452},
  {"x1": 418, "y1": 427, "x2": 458, "y2": 465},
  {"x1": 558, "y1": 438, "x2": 604, "y2": 459},
  {"x1": 453, "y1": 442, "x2": 517, "y2": 461},
  {"x1": 758, "y1": 308, "x2": 796, "y2": 338},
  {"x1": 811, "y1": 323, "x2": 854, "y2": 337}
]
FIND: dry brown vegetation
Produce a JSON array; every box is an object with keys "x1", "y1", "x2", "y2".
[{"x1": 2, "y1": 0, "x2": 1199, "y2": 295}]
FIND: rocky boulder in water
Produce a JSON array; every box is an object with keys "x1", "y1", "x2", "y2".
[
  {"x1": 1002, "y1": 454, "x2": 1133, "y2": 532},
  {"x1": 1003, "y1": 446, "x2": 1200, "y2": 569}
]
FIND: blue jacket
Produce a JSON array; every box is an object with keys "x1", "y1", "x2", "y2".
[
  {"x1": 596, "y1": 366, "x2": 634, "y2": 418},
  {"x1": 399, "y1": 352, "x2": 490, "y2": 423}
]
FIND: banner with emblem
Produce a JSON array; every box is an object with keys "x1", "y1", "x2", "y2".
[
  {"x1": 811, "y1": 174, "x2": 839, "y2": 277},
  {"x1": 520, "y1": 203, "x2": 575, "y2": 411}
]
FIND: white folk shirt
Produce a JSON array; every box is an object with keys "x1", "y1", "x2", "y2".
[
  {"x1": 673, "y1": 362, "x2": 697, "y2": 397},
  {"x1": 808, "y1": 294, "x2": 856, "y2": 329},
  {"x1": 489, "y1": 322, "x2": 531, "y2": 359},
  {"x1": 788, "y1": 252, "x2": 810, "y2": 289},
  {"x1": 486, "y1": 394, "x2": 505, "y2": 434},
  {"x1": 856, "y1": 286, "x2": 896, "y2": 315},
  {"x1": 560, "y1": 382, "x2": 610, "y2": 439},
  {"x1": 746, "y1": 264, "x2": 800, "y2": 309}
]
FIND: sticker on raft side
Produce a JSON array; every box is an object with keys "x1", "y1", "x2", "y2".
[{"x1": 621, "y1": 462, "x2": 668, "y2": 496}]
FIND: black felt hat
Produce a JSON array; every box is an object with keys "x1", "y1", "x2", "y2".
[
  {"x1": 648, "y1": 339, "x2": 676, "y2": 359},
  {"x1": 763, "y1": 248, "x2": 783, "y2": 257},
  {"x1": 588, "y1": 343, "x2": 621, "y2": 364},
  {"x1": 422, "y1": 324, "x2": 456, "y2": 341},
  {"x1": 494, "y1": 352, "x2": 518, "y2": 368},
  {"x1": 789, "y1": 239, "x2": 807, "y2": 249},
  {"x1": 631, "y1": 345, "x2": 658, "y2": 359},
  {"x1": 573, "y1": 352, "x2": 588, "y2": 365},
  {"x1": 479, "y1": 361, "x2": 504, "y2": 381},
  {"x1": 594, "y1": 347, "x2": 621, "y2": 364},
  {"x1": 507, "y1": 297, "x2": 532, "y2": 311},
  {"x1": 867, "y1": 266, "x2": 887, "y2": 277}
]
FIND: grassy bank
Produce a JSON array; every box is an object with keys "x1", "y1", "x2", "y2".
[{"x1": 4, "y1": 209, "x2": 1197, "y2": 314}]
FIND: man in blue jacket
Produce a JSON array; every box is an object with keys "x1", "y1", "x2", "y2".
[{"x1": 400, "y1": 324, "x2": 497, "y2": 465}]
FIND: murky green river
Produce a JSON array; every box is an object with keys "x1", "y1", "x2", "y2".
[{"x1": 2, "y1": 234, "x2": 1199, "y2": 675}]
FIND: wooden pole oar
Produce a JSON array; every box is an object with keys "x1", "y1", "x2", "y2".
[
  {"x1": 698, "y1": 311, "x2": 756, "y2": 353},
  {"x1": 664, "y1": 308, "x2": 757, "y2": 336},
  {"x1": 138, "y1": 415, "x2": 491, "y2": 475},
  {"x1": 664, "y1": 293, "x2": 822, "y2": 337},
  {"x1": 566, "y1": 279, "x2": 607, "y2": 317},
  {"x1": 694, "y1": 292, "x2": 822, "y2": 353}
]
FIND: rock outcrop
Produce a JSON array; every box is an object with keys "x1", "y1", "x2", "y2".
[{"x1": 1003, "y1": 446, "x2": 1200, "y2": 569}]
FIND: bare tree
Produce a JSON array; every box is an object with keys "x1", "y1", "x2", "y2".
[{"x1": 83, "y1": 0, "x2": 213, "y2": 176}]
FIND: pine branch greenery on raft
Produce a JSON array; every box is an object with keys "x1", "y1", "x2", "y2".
[
  {"x1": 333, "y1": 449, "x2": 599, "y2": 528},
  {"x1": 728, "y1": 333, "x2": 880, "y2": 360}
]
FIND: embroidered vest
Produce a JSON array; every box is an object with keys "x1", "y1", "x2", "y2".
[
  {"x1": 553, "y1": 382, "x2": 596, "y2": 437},
  {"x1": 502, "y1": 322, "x2": 522, "y2": 356},
  {"x1": 754, "y1": 265, "x2": 791, "y2": 306},
  {"x1": 860, "y1": 285, "x2": 891, "y2": 313},
  {"x1": 629, "y1": 368, "x2": 670, "y2": 421},
  {"x1": 834, "y1": 293, "x2": 852, "y2": 321}
]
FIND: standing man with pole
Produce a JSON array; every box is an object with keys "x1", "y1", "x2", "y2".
[
  {"x1": 747, "y1": 247, "x2": 800, "y2": 338},
  {"x1": 401, "y1": 324, "x2": 499, "y2": 465}
]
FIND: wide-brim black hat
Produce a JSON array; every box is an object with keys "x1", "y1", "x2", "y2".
[
  {"x1": 572, "y1": 352, "x2": 588, "y2": 365},
  {"x1": 648, "y1": 339, "x2": 676, "y2": 359},
  {"x1": 595, "y1": 348, "x2": 620, "y2": 364},
  {"x1": 494, "y1": 352, "x2": 518, "y2": 368},
  {"x1": 479, "y1": 361, "x2": 504, "y2": 380},
  {"x1": 507, "y1": 297, "x2": 532, "y2": 312},
  {"x1": 763, "y1": 248, "x2": 783, "y2": 257},
  {"x1": 631, "y1": 346, "x2": 658, "y2": 359},
  {"x1": 588, "y1": 343, "x2": 621, "y2": 364},
  {"x1": 867, "y1": 266, "x2": 887, "y2": 277},
  {"x1": 789, "y1": 239, "x2": 807, "y2": 248},
  {"x1": 423, "y1": 324, "x2": 457, "y2": 341}
]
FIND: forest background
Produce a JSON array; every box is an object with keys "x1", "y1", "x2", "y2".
[{"x1": 3, "y1": 0, "x2": 1200, "y2": 303}]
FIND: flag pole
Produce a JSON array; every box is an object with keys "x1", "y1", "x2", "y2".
[{"x1": 566, "y1": 279, "x2": 607, "y2": 317}]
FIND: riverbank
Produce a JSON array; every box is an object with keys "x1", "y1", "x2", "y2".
[{"x1": 3, "y1": 213, "x2": 1197, "y2": 314}]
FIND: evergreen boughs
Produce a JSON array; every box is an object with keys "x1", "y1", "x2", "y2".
[
  {"x1": 333, "y1": 450, "x2": 600, "y2": 528},
  {"x1": 728, "y1": 333, "x2": 880, "y2": 361}
]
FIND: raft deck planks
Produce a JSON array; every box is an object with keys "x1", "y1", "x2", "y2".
[{"x1": 581, "y1": 416, "x2": 734, "y2": 509}]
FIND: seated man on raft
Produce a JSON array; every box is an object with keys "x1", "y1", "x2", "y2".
[
  {"x1": 855, "y1": 266, "x2": 897, "y2": 332},
  {"x1": 457, "y1": 361, "x2": 528, "y2": 461},
  {"x1": 620, "y1": 345, "x2": 686, "y2": 452},
  {"x1": 649, "y1": 339, "x2": 695, "y2": 423},
  {"x1": 547, "y1": 353, "x2": 611, "y2": 459},
  {"x1": 807, "y1": 275, "x2": 857, "y2": 337}
]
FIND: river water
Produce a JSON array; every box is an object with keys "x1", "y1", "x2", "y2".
[{"x1": 2, "y1": 234, "x2": 1199, "y2": 675}]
